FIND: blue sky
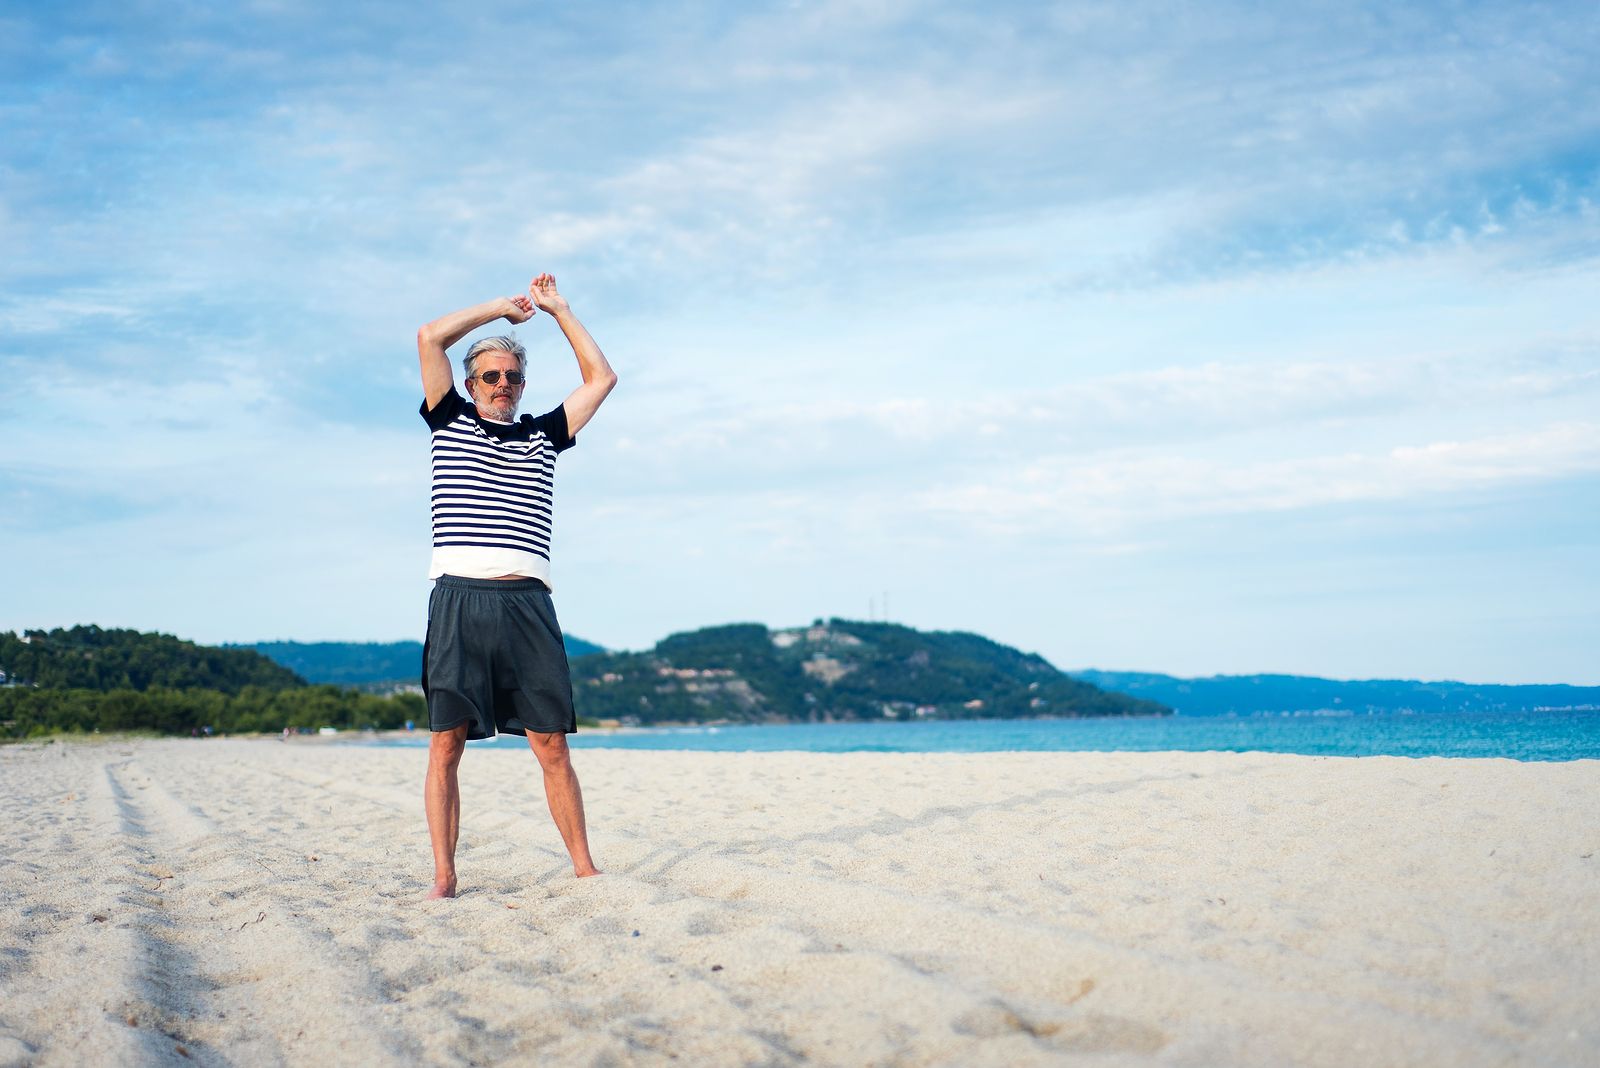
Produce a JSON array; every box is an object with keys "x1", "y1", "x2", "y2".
[{"x1": 3, "y1": 1, "x2": 1597, "y2": 684}]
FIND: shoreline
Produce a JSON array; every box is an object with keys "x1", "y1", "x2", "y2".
[
  {"x1": 12, "y1": 706, "x2": 1598, "y2": 764},
  {"x1": 10, "y1": 701, "x2": 1597, "y2": 762}
]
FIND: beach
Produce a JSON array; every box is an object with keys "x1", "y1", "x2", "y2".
[{"x1": 1, "y1": 738, "x2": 1595, "y2": 1067}]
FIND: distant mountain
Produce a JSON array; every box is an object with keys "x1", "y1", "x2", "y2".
[
  {"x1": 572, "y1": 619, "x2": 1167, "y2": 725},
  {"x1": 1073, "y1": 670, "x2": 1600, "y2": 715},
  {"x1": 1, "y1": 626, "x2": 303, "y2": 693},
  {"x1": 242, "y1": 635, "x2": 606, "y2": 687}
]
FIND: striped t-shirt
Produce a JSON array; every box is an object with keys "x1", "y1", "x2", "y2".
[{"x1": 420, "y1": 388, "x2": 575, "y2": 584}]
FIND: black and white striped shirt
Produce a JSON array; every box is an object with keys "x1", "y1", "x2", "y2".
[{"x1": 420, "y1": 389, "x2": 575, "y2": 584}]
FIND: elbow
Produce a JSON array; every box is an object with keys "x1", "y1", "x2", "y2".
[
  {"x1": 602, "y1": 371, "x2": 619, "y2": 394},
  {"x1": 417, "y1": 323, "x2": 442, "y2": 347}
]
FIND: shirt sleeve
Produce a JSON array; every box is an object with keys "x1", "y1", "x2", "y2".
[
  {"x1": 530, "y1": 402, "x2": 576, "y2": 452},
  {"x1": 420, "y1": 388, "x2": 466, "y2": 431}
]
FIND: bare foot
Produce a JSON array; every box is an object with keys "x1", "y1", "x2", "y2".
[
  {"x1": 426, "y1": 877, "x2": 457, "y2": 899},
  {"x1": 576, "y1": 867, "x2": 602, "y2": 878}
]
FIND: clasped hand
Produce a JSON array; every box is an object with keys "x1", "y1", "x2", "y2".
[{"x1": 502, "y1": 273, "x2": 569, "y2": 325}]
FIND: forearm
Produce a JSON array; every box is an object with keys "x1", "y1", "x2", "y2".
[
  {"x1": 549, "y1": 305, "x2": 618, "y2": 437},
  {"x1": 551, "y1": 308, "x2": 617, "y2": 387},
  {"x1": 420, "y1": 298, "x2": 516, "y2": 352}
]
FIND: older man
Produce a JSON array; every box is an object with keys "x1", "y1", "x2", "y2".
[{"x1": 416, "y1": 272, "x2": 617, "y2": 899}]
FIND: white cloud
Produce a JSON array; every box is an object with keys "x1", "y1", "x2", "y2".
[
  {"x1": 917, "y1": 421, "x2": 1600, "y2": 537},
  {"x1": 584, "y1": 325, "x2": 1600, "y2": 492},
  {"x1": 0, "y1": 291, "x2": 149, "y2": 336},
  {"x1": 514, "y1": 76, "x2": 1057, "y2": 271}
]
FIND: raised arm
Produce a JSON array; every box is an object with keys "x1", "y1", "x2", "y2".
[
  {"x1": 417, "y1": 296, "x2": 534, "y2": 409},
  {"x1": 529, "y1": 273, "x2": 618, "y2": 436}
]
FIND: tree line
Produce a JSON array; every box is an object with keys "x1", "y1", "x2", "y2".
[{"x1": 0, "y1": 686, "x2": 426, "y2": 740}]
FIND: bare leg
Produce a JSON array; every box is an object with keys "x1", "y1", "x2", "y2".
[
  {"x1": 527, "y1": 732, "x2": 600, "y2": 877},
  {"x1": 424, "y1": 725, "x2": 469, "y2": 897}
]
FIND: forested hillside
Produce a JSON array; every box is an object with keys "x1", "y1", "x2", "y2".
[
  {"x1": 571, "y1": 619, "x2": 1168, "y2": 724},
  {"x1": 0, "y1": 627, "x2": 420, "y2": 739},
  {"x1": 0, "y1": 626, "x2": 303, "y2": 692}
]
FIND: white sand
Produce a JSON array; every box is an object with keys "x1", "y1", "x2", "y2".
[{"x1": 1, "y1": 738, "x2": 1596, "y2": 1067}]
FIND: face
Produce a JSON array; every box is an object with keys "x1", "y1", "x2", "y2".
[{"x1": 466, "y1": 352, "x2": 525, "y2": 421}]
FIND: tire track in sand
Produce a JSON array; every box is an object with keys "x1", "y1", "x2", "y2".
[
  {"x1": 98, "y1": 757, "x2": 419, "y2": 1067},
  {"x1": 0, "y1": 746, "x2": 169, "y2": 1067}
]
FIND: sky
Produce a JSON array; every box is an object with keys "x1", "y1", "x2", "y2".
[{"x1": 2, "y1": 1, "x2": 1598, "y2": 684}]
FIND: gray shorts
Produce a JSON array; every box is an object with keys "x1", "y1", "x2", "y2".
[{"x1": 423, "y1": 575, "x2": 577, "y2": 740}]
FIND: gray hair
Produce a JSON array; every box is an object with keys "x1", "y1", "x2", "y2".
[{"x1": 463, "y1": 335, "x2": 527, "y2": 379}]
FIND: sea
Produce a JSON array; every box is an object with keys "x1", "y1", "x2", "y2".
[{"x1": 373, "y1": 709, "x2": 1600, "y2": 762}]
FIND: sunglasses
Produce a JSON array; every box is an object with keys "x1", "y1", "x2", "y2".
[{"x1": 471, "y1": 370, "x2": 525, "y2": 386}]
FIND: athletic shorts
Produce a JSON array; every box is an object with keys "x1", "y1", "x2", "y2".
[{"x1": 422, "y1": 574, "x2": 577, "y2": 740}]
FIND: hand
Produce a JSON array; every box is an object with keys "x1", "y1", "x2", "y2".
[
  {"x1": 529, "y1": 273, "x2": 570, "y2": 317},
  {"x1": 503, "y1": 295, "x2": 535, "y2": 324}
]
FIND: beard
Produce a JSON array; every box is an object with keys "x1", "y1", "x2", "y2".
[{"x1": 477, "y1": 391, "x2": 519, "y2": 422}]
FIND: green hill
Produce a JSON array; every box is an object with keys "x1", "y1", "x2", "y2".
[
  {"x1": 0, "y1": 626, "x2": 303, "y2": 693},
  {"x1": 0, "y1": 626, "x2": 422, "y2": 740},
  {"x1": 572, "y1": 619, "x2": 1168, "y2": 724}
]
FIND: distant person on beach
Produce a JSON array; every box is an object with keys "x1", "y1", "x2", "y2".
[{"x1": 416, "y1": 273, "x2": 617, "y2": 898}]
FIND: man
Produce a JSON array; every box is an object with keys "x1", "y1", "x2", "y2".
[{"x1": 416, "y1": 272, "x2": 617, "y2": 899}]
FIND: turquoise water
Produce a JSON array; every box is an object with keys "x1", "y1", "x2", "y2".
[{"x1": 379, "y1": 710, "x2": 1600, "y2": 761}]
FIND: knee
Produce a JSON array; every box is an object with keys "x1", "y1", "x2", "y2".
[
  {"x1": 529, "y1": 734, "x2": 572, "y2": 772},
  {"x1": 429, "y1": 733, "x2": 466, "y2": 769}
]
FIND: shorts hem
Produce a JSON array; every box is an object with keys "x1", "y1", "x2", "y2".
[
  {"x1": 428, "y1": 717, "x2": 575, "y2": 739},
  {"x1": 429, "y1": 717, "x2": 488, "y2": 739},
  {"x1": 501, "y1": 722, "x2": 578, "y2": 737}
]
